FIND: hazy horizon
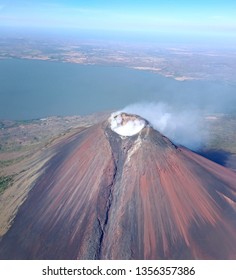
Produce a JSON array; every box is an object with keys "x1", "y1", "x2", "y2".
[{"x1": 0, "y1": 1, "x2": 236, "y2": 47}]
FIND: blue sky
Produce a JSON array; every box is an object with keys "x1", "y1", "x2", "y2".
[{"x1": 0, "y1": 0, "x2": 235, "y2": 38}]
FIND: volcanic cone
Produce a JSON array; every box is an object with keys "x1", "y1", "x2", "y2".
[{"x1": 0, "y1": 113, "x2": 236, "y2": 259}]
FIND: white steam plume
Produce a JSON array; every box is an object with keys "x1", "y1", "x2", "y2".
[
  {"x1": 110, "y1": 112, "x2": 146, "y2": 136},
  {"x1": 122, "y1": 102, "x2": 208, "y2": 150}
]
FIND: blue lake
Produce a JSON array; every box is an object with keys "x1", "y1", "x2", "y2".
[{"x1": 0, "y1": 59, "x2": 235, "y2": 120}]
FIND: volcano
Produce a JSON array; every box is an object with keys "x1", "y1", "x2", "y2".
[{"x1": 0, "y1": 112, "x2": 236, "y2": 260}]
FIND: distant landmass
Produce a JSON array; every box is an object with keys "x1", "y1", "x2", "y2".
[{"x1": 1, "y1": 36, "x2": 236, "y2": 83}]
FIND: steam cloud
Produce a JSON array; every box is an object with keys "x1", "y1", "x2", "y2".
[
  {"x1": 110, "y1": 112, "x2": 146, "y2": 136},
  {"x1": 122, "y1": 102, "x2": 208, "y2": 150}
]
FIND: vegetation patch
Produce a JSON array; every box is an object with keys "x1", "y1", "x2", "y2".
[{"x1": 0, "y1": 175, "x2": 14, "y2": 194}]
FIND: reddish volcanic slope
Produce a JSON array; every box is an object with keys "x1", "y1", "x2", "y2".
[{"x1": 0, "y1": 114, "x2": 236, "y2": 259}]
